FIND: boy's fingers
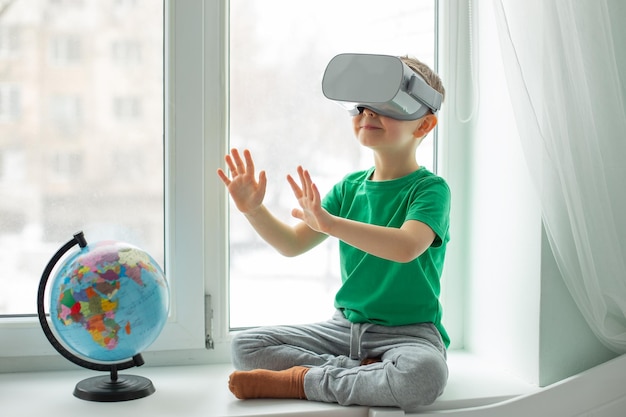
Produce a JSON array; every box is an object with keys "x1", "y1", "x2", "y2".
[
  {"x1": 216, "y1": 169, "x2": 231, "y2": 186},
  {"x1": 287, "y1": 174, "x2": 303, "y2": 198},
  {"x1": 303, "y1": 169, "x2": 312, "y2": 191},
  {"x1": 258, "y1": 170, "x2": 267, "y2": 193},
  {"x1": 243, "y1": 149, "x2": 255, "y2": 177},
  {"x1": 231, "y1": 149, "x2": 246, "y2": 174},
  {"x1": 311, "y1": 183, "x2": 321, "y2": 204},
  {"x1": 225, "y1": 157, "x2": 238, "y2": 177},
  {"x1": 297, "y1": 166, "x2": 310, "y2": 197}
]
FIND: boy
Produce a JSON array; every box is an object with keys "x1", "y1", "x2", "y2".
[{"x1": 217, "y1": 54, "x2": 450, "y2": 411}]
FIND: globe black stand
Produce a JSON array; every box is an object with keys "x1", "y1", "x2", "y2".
[
  {"x1": 37, "y1": 231, "x2": 156, "y2": 402},
  {"x1": 72, "y1": 362, "x2": 155, "y2": 402}
]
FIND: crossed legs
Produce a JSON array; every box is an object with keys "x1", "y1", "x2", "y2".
[{"x1": 228, "y1": 312, "x2": 448, "y2": 412}]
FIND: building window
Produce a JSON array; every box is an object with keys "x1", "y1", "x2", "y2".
[
  {"x1": 49, "y1": 151, "x2": 82, "y2": 181},
  {"x1": 0, "y1": 84, "x2": 20, "y2": 122},
  {"x1": 0, "y1": 26, "x2": 20, "y2": 59},
  {"x1": 49, "y1": 35, "x2": 82, "y2": 65},
  {"x1": 113, "y1": 96, "x2": 142, "y2": 121},
  {"x1": 0, "y1": 149, "x2": 26, "y2": 183},
  {"x1": 111, "y1": 40, "x2": 142, "y2": 65},
  {"x1": 48, "y1": 94, "x2": 83, "y2": 134}
]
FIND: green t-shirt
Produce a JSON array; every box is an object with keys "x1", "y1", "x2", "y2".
[{"x1": 322, "y1": 167, "x2": 451, "y2": 347}]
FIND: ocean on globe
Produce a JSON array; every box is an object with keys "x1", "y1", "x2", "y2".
[{"x1": 49, "y1": 240, "x2": 169, "y2": 362}]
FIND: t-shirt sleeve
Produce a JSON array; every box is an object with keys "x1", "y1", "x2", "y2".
[
  {"x1": 322, "y1": 181, "x2": 342, "y2": 217},
  {"x1": 406, "y1": 177, "x2": 451, "y2": 247}
]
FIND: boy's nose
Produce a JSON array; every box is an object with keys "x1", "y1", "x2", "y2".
[{"x1": 361, "y1": 107, "x2": 377, "y2": 117}]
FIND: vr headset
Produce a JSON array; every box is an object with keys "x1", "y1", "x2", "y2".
[{"x1": 322, "y1": 53, "x2": 442, "y2": 120}]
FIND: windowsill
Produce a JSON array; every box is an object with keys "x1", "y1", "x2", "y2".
[{"x1": 0, "y1": 351, "x2": 538, "y2": 416}]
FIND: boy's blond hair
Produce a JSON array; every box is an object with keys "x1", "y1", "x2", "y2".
[{"x1": 400, "y1": 56, "x2": 446, "y2": 104}]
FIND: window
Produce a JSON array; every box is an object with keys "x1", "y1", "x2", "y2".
[
  {"x1": 228, "y1": 0, "x2": 437, "y2": 329},
  {"x1": 0, "y1": 1, "x2": 163, "y2": 316},
  {"x1": 111, "y1": 40, "x2": 142, "y2": 65},
  {"x1": 113, "y1": 96, "x2": 142, "y2": 121},
  {"x1": 0, "y1": 0, "x2": 207, "y2": 365},
  {"x1": 0, "y1": 26, "x2": 19, "y2": 59},
  {"x1": 0, "y1": 84, "x2": 20, "y2": 121},
  {"x1": 49, "y1": 151, "x2": 83, "y2": 181},
  {"x1": 49, "y1": 35, "x2": 82, "y2": 65},
  {"x1": 48, "y1": 95, "x2": 83, "y2": 133},
  {"x1": 0, "y1": 149, "x2": 26, "y2": 183}
]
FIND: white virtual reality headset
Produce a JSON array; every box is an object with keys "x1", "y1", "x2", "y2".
[{"x1": 322, "y1": 53, "x2": 442, "y2": 120}]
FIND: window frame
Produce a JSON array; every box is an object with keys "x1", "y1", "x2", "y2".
[{"x1": 0, "y1": 0, "x2": 221, "y2": 369}]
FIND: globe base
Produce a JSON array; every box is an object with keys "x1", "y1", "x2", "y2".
[{"x1": 73, "y1": 374, "x2": 155, "y2": 402}]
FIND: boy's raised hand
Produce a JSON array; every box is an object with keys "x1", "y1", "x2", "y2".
[
  {"x1": 217, "y1": 148, "x2": 267, "y2": 215},
  {"x1": 288, "y1": 166, "x2": 334, "y2": 235}
]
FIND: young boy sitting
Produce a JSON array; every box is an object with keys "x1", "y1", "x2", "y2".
[{"x1": 217, "y1": 53, "x2": 450, "y2": 412}]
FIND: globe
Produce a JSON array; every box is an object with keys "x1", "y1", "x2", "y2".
[
  {"x1": 37, "y1": 231, "x2": 170, "y2": 402},
  {"x1": 49, "y1": 239, "x2": 169, "y2": 362}
]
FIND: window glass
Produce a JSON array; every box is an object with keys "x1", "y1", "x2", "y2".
[
  {"x1": 0, "y1": 0, "x2": 163, "y2": 316},
  {"x1": 229, "y1": 0, "x2": 435, "y2": 328}
]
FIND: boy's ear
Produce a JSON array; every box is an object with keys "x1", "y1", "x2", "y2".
[{"x1": 413, "y1": 114, "x2": 438, "y2": 138}]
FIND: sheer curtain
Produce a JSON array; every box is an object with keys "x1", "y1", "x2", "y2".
[{"x1": 494, "y1": 0, "x2": 626, "y2": 353}]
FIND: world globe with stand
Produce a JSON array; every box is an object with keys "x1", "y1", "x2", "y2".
[{"x1": 37, "y1": 231, "x2": 170, "y2": 402}]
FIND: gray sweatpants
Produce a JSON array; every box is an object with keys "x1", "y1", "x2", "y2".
[{"x1": 231, "y1": 310, "x2": 448, "y2": 411}]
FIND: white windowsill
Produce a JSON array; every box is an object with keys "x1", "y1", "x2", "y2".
[{"x1": 0, "y1": 351, "x2": 538, "y2": 417}]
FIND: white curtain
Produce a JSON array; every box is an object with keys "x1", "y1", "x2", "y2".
[{"x1": 494, "y1": 0, "x2": 626, "y2": 353}]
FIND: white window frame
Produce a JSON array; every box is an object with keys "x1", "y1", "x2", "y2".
[{"x1": 0, "y1": 0, "x2": 226, "y2": 369}]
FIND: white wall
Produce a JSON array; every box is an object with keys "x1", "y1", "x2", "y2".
[
  {"x1": 440, "y1": 0, "x2": 541, "y2": 383},
  {"x1": 538, "y1": 229, "x2": 616, "y2": 386},
  {"x1": 465, "y1": 0, "x2": 542, "y2": 384}
]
